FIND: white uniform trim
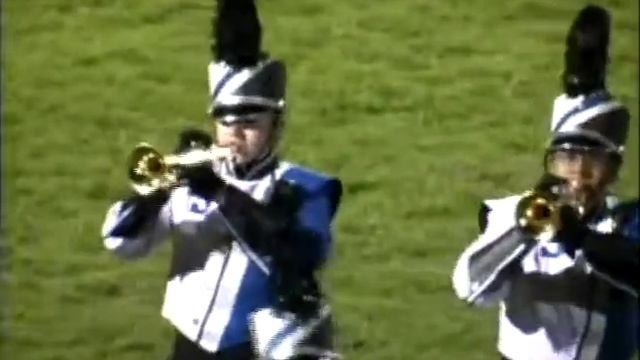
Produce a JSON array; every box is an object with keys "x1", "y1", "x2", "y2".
[
  {"x1": 198, "y1": 242, "x2": 250, "y2": 350},
  {"x1": 250, "y1": 304, "x2": 340, "y2": 360},
  {"x1": 555, "y1": 101, "x2": 622, "y2": 134},
  {"x1": 452, "y1": 195, "x2": 522, "y2": 306}
]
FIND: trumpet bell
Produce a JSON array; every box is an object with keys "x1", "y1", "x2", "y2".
[
  {"x1": 127, "y1": 143, "x2": 177, "y2": 195},
  {"x1": 125, "y1": 140, "x2": 232, "y2": 196},
  {"x1": 516, "y1": 191, "x2": 561, "y2": 237},
  {"x1": 128, "y1": 143, "x2": 165, "y2": 181}
]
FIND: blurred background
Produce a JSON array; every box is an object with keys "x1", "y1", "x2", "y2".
[{"x1": 2, "y1": 0, "x2": 638, "y2": 359}]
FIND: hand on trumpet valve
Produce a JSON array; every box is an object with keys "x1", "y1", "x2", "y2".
[
  {"x1": 175, "y1": 128, "x2": 214, "y2": 153},
  {"x1": 173, "y1": 128, "x2": 234, "y2": 172},
  {"x1": 533, "y1": 172, "x2": 567, "y2": 194},
  {"x1": 555, "y1": 203, "x2": 588, "y2": 242}
]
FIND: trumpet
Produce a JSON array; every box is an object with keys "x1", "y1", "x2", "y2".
[
  {"x1": 127, "y1": 142, "x2": 232, "y2": 195},
  {"x1": 515, "y1": 190, "x2": 585, "y2": 238}
]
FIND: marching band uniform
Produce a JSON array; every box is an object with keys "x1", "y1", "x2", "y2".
[
  {"x1": 103, "y1": 155, "x2": 341, "y2": 358},
  {"x1": 452, "y1": 6, "x2": 639, "y2": 360},
  {"x1": 453, "y1": 194, "x2": 638, "y2": 359},
  {"x1": 101, "y1": 1, "x2": 342, "y2": 359}
]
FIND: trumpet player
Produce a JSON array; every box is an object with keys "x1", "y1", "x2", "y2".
[
  {"x1": 101, "y1": 1, "x2": 342, "y2": 359},
  {"x1": 452, "y1": 5, "x2": 639, "y2": 360}
]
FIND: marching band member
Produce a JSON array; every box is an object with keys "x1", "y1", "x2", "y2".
[
  {"x1": 452, "y1": 5, "x2": 639, "y2": 359},
  {"x1": 101, "y1": 1, "x2": 342, "y2": 359}
]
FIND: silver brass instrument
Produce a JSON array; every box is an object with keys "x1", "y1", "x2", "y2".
[{"x1": 127, "y1": 142, "x2": 232, "y2": 195}]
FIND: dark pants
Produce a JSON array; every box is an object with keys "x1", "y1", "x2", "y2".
[
  {"x1": 168, "y1": 332, "x2": 254, "y2": 360},
  {"x1": 168, "y1": 331, "x2": 324, "y2": 360}
]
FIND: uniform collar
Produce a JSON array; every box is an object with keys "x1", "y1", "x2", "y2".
[
  {"x1": 586, "y1": 194, "x2": 619, "y2": 233},
  {"x1": 221, "y1": 151, "x2": 279, "y2": 181}
]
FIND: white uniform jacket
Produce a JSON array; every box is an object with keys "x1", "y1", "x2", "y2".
[
  {"x1": 101, "y1": 160, "x2": 342, "y2": 355},
  {"x1": 453, "y1": 195, "x2": 639, "y2": 360}
]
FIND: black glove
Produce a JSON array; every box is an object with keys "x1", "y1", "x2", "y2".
[
  {"x1": 269, "y1": 210, "x2": 323, "y2": 319},
  {"x1": 272, "y1": 268, "x2": 321, "y2": 320},
  {"x1": 174, "y1": 128, "x2": 213, "y2": 153},
  {"x1": 173, "y1": 128, "x2": 224, "y2": 199},
  {"x1": 556, "y1": 204, "x2": 588, "y2": 256},
  {"x1": 534, "y1": 172, "x2": 567, "y2": 196},
  {"x1": 179, "y1": 165, "x2": 224, "y2": 200},
  {"x1": 109, "y1": 190, "x2": 170, "y2": 238}
]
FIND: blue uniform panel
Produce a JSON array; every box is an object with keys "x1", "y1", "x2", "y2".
[
  {"x1": 218, "y1": 261, "x2": 272, "y2": 348},
  {"x1": 281, "y1": 166, "x2": 342, "y2": 268},
  {"x1": 620, "y1": 201, "x2": 639, "y2": 243},
  {"x1": 600, "y1": 198, "x2": 640, "y2": 357},
  {"x1": 281, "y1": 166, "x2": 342, "y2": 218},
  {"x1": 217, "y1": 165, "x2": 342, "y2": 349}
]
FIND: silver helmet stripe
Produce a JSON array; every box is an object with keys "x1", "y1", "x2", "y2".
[
  {"x1": 216, "y1": 67, "x2": 257, "y2": 99},
  {"x1": 208, "y1": 59, "x2": 285, "y2": 112},
  {"x1": 212, "y1": 67, "x2": 237, "y2": 98},
  {"x1": 555, "y1": 101, "x2": 623, "y2": 134}
]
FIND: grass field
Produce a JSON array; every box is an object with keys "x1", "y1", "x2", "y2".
[{"x1": 3, "y1": 0, "x2": 638, "y2": 359}]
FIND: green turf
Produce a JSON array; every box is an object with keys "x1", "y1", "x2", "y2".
[{"x1": 3, "y1": 0, "x2": 638, "y2": 359}]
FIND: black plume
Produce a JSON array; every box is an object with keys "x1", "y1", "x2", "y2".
[
  {"x1": 212, "y1": 0, "x2": 262, "y2": 67},
  {"x1": 562, "y1": 5, "x2": 611, "y2": 96}
]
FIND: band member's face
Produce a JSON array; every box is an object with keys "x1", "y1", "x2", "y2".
[
  {"x1": 546, "y1": 146, "x2": 617, "y2": 214},
  {"x1": 215, "y1": 115, "x2": 275, "y2": 164}
]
